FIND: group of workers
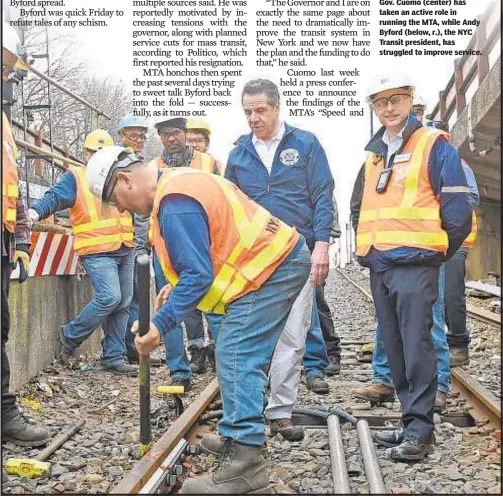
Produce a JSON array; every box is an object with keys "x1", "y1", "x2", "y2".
[{"x1": 2, "y1": 21, "x2": 479, "y2": 495}]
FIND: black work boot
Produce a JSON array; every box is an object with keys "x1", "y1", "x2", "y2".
[
  {"x1": 102, "y1": 363, "x2": 138, "y2": 377},
  {"x1": 449, "y1": 347, "x2": 470, "y2": 367},
  {"x1": 189, "y1": 347, "x2": 207, "y2": 374},
  {"x1": 126, "y1": 353, "x2": 163, "y2": 367},
  {"x1": 207, "y1": 344, "x2": 216, "y2": 372},
  {"x1": 200, "y1": 433, "x2": 268, "y2": 459},
  {"x1": 171, "y1": 377, "x2": 192, "y2": 392},
  {"x1": 325, "y1": 356, "x2": 341, "y2": 376},
  {"x1": 2, "y1": 412, "x2": 51, "y2": 447},
  {"x1": 269, "y1": 418, "x2": 304, "y2": 442},
  {"x1": 57, "y1": 325, "x2": 74, "y2": 365},
  {"x1": 374, "y1": 428, "x2": 404, "y2": 448},
  {"x1": 180, "y1": 439, "x2": 270, "y2": 494},
  {"x1": 306, "y1": 376, "x2": 329, "y2": 394},
  {"x1": 390, "y1": 436, "x2": 435, "y2": 461}
]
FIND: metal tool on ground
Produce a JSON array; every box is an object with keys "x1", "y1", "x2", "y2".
[
  {"x1": 5, "y1": 420, "x2": 85, "y2": 479},
  {"x1": 137, "y1": 254, "x2": 152, "y2": 458},
  {"x1": 357, "y1": 419, "x2": 387, "y2": 494},
  {"x1": 158, "y1": 386, "x2": 185, "y2": 418}
]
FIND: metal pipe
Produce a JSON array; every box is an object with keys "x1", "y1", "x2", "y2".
[
  {"x1": 356, "y1": 420, "x2": 386, "y2": 494},
  {"x1": 327, "y1": 414, "x2": 351, "y2": 494},
  {"x1": 15, "y1": 139, "x2": 84, "y2": 169},
  {"x1": 199, "y1": 410, "x2": 223, "y2": 422},
  {"x1": 28, "y1": 65, "x2": 111, "y2": 119}
]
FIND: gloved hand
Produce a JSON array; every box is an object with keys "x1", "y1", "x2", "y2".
[
  {"x1": 12, "y1": 250, "x2": 30, "y2": 283},
  {"x1": 28, "y1": 208, "x2": 40, "y2": 225}
]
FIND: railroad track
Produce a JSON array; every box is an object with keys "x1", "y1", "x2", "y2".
[{"x1": 336, "y1": 267, "x2": 502, "y2": 431}]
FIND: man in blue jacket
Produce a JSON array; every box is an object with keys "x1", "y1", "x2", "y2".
[{"x1": 226, "y1": 79, "x2": 335, "y2": 442}]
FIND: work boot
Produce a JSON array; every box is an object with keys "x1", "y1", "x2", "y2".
[
  {"x1": 325, "y1": 356, "x2": 341, "y2": 376},
  {"x1": 57, "y1": 325, "x2": 74, "y2": 365},
  {"x1": 374, "y1": 428, "x2": 404, "y2": 448},
  {"x1": 269, "y1": 418, "x2": 304, "y2": 442},
  {"x1": 171, "y1": 377, "x2": 192, "y2": 392},
  {"x1": 180, "y1": 439, "x2": 269, "y2": 494},
  {"x1": 449, "y1": 347, "x2": 469, "y2": 367},
  {"x1": 434, "y1": 391, "x2": 447, "y2": 412},
  {"x1": 306, "y1": 376, "x2": 329, "y2": 394},
  {"x1": 126, "y1": 353, "x2": 163, "y2": 367},
  {"x1": 189, "y1": 347, "x2": 207, "y2": 374},
  {"x1": 390, "y1": 436, "x2": 435, "y2": 461},
  {"x1": 200, "y1": 433, "x2": 268, "y2": 459},
  {"x1": 103, "y1": 363, "x2": 138, "y2": 377},
  {"x1": 352, "y1": 382, "x2": 395, "y2": 403},
  {"x1": 2, "y1": 412, "x2": 51, "y2": 447},
  {"x1": 207, "y1": 344, "x2": 216, "y2": 372}
]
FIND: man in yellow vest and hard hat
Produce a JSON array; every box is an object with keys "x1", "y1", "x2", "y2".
[
  {"x1": 85, "y1": 145, "x2": 311, "y2": 494},
  {"x1": 186, "y1": 117, "x2": 225, "y2": 175},
  {"x1": 351, "y1": 73, "x2": 472, "y2": 461},
  {"x1": 27, "y1": 130, "x2": 138, "y2": 376},
  {"x1": 2, "y1": 21, "x2": 51, "y2": 448}
]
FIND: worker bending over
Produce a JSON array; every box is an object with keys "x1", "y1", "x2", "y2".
[
  {"x1": 28, "y1": 131, "x2": 137, "y2": 376},
  {"x1": 352, "y1": 73, "x2": 472, "y2": 461},
  {"x1": 86, "y1": 146, "x2": 310, "y2": 494}
]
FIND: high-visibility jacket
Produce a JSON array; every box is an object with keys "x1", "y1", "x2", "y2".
[
  {"x1": 462, "y1": 211, "x2": 477, "y2": 248},
  {"x1": 149, "y1": 169, "x2": 300, "y2": 315},
  {"x1": 2, "y1": 112, "x2": 20, "y2": 233},
  {"x1": 149, "y1": 150, "x2": 217, "y2": 173},
  {"x1": 356, "y1": 127, "x2": 449, "y2": 257},
  {"x1": 68, "y1": 167, "x2": 134, "y2": 256}
]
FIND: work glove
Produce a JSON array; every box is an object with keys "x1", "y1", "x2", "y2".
[
  {"x1": 12, "y1": 250, "x2": 30, "y2": 283},
  {"x1": 28, "y1": 208, "x2": 40, "y2": 227}
]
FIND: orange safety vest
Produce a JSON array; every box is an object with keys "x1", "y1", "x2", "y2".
[
  {"x1": 2, "y1": 112, "x2": 20, "y2": 233},
  {"x1": 149, "y1": 150, "x2": 217, "y2": 173},
  {"x1": 356, "y1": 127, "x2": 449, "y2": 257},
  {"x1": 149, "y1": 169, "x2": 300, "y2": 315},
  {"x1": 68, "y1": 167, "x2": 134, "y2": 256}
]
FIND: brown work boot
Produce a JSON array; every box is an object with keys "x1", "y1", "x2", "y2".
[
  {"x1": 180, "y1": 439, "x2": 269, "y2": 494},
  {"x1": 200, "y1": 433, "x2": 268, "y2": 459},
  {"x1": 434, "y1": 391, "x2": 447, "y2": 412},
  {"x1": 352, "y1": 382, "x2": 395, "y2": 403},
  {"x1": 449, "y1": 347, "x2": 469, "y2": 367},
  {"x1": 269, "y1": 418, "x2": 304, "y2": 442}
]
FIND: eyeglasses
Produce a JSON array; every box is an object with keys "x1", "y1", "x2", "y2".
[
  {"x1": 123, "y1": 133, "x2": 147, "y2": 142},
  {"x1": 159, "y1": 128, "x2": 184, "y2": 138},
  {"x1": 373, "y1": 94, "x2": 411, "y2": 111},
  {"x1": 186, "y1": 137, "x2": 207, "y2": 144}
]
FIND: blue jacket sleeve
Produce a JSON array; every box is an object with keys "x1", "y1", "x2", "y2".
[
  {"x1": 31, "y1": 172, "x2": 77, "y2": 220},
  {"x1": 151, "y1": 195, "x2": 214, "y2": 337},
  {"x1": 306, "y1": 135, "x2": 334, "y2": 243},
  {"x1": 462, "y1": 162, "x2": 480, "y2": 208},
  {"x1": 224, "y1": 152, "x2": 239, "y2": 187},
  {"x1": 427, "y1": 138, "x2": 472, "y2": 259}
]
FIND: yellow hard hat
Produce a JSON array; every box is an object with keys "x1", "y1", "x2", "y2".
[
  {"x1": 186, "y1": 118, "x2": 211, "y2": 135},
  {"x1": 84, "y1": 129, "x2": 114, "y2": 151}
]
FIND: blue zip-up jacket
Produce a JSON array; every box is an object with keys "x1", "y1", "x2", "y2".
[
  {"x1": 350, "y1": 114, "x2": 473, "y2": 272},
  {"x1": 226, "y1": 123, "x2": 334, "y2": 250},
  {"x1": 31, "y1": 171, "x2": 131, "y2": 256}
]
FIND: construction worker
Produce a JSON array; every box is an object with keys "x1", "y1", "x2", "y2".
[
  {"x1": 117, "y1": 113, "x2": 161, "y2": 367},
  {"x1": 2, "y1": 22, "x2": 51, "y2": 447},
  {"x1": 146, "y1": 117, "x2": 221, "y2": 390},
  {"x1": 186, "y1": 117, "x2": 225, "y2": 175},
  {"x1": 226, "y1": 79, "x2": 334, "y2": 442},
  {"x1": 352, "y1": 73, "x2": 472, "y2": 461},
  {"x1": 85, "y1": 146, "x2": 310, "y2": 494},
  {"x1": 351, "y1": 96, "x2": 451, "y2": 412},
  {"x1": 27, "y1": 130, "x2": 137, "y2": 376}
]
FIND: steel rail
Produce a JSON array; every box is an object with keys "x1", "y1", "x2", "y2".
[
  {"x1": 337, "y1": 268, "x2": 502, "y2": 429},
  {"x1": 356, "y1": 420, "x2": 387, "y2": 494},
  {"x1": 327, "y1": 414, "x2": 351, "y2": 494},
  {"x1": 110, "y1": 378, "x2": 219, "y2": 494}
]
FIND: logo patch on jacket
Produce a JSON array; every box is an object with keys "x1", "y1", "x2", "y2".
[{"x1": 280, "y1": 149, "x2": 300, "y2": 166}]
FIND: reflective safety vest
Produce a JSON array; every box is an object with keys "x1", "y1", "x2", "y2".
[
  {"x1": 356, "y1": 127, "x2": 449, "y2": 257},
  {"x1": 2, "y1": 112, "x2": 20, "y2": 233},
  {"x1": 149, "y1": 169, "x2": 300, "y2": 315},
  {"x1": 462, "y1": 211, "x2": 477, "y2": 248},
  {"x1": 68, "y1": 167, "x2": 134, "y2": 256},
  {"x1": 149, "y1": 150, "x2": 217, "y2": 173}
]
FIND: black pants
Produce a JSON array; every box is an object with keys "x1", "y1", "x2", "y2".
[
  {"x1": 2, "y1": 256, "x2": 18, "y2": 424},
  {"x1": 185, "y1": 308, "x2": 206, "y2": 351},
  {"x1": 370, "y1": 264, "x2": 438, "y2": 442},
  {"x1": 316, "y1": 284, "x2": 341, "y2": 360},
  {"x1": 445, "y1": 248, "x2": 469, "y2": 348}
]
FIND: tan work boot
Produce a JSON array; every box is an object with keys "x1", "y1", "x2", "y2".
[
  {"x1": 434, "y1": 391, "x2": 447, "y2": 412},
  {"x1": 200, "y1": 433, "x2": 268, "y2": 459},
  {"x1": 180, "y1": 439, "x2": 269, "y2": 494},
  {"x1": 352, "y1": 382, "x2": 395, "y2": 403},
  {"x1": 269, "y1": 418, "x2": 304, "y2": 441}
]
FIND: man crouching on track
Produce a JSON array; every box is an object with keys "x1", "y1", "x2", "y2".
[{"x1": 85, "y1": 146, "x2": 311, "y2": 494}]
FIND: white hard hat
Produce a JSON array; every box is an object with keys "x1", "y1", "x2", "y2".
[
  {"x1": 366, "y1": 73, "x2": 415, "y2": 103},
  {"x1": 413, "y1": 95, "x2": 426, "y2": 110},
  {"x1": 86, "y1": 146, "x2": 142, "y2": 202},
  {"x1": 2, "y1": 21, "x2": 28, "y2": 70}
]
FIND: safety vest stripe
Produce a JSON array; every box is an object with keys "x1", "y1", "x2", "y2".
[
  {"x1": 6, "y1": 209, "x2": 17, "y2": 222},
  {"x1": 200, "y1": 154, "x2": 211, "y2": 173},
  {"x1": 73, "y1": 168, "x2": 100, "y2": 222},
  {"x1": 357, "y1": 231, "x2": 448, "y2": 247},
  {"x1": 74, "y1": 233, "x2": 124, "y2": 250},
  {"x1": 72, "y1": 218, "x2": 122, "y2": 234},
  {"x1": 441, "y1": 186, "x2": 471, "y2": 194},
  {"x1": 2, "y1": 184, "x2": 19, "y2": 197},
  {"x1": 120, "y1": 217, "x2": 133, "y2": 227},
  {"x1": 401, "y1": 129, "x2": 434, "y2": 208},
  {"x1": 465, "y1": 232, "x2": 476, "y2": 242},
  {"x1": 359, "y1": 207, "x2": 440, "y2": 223}
]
